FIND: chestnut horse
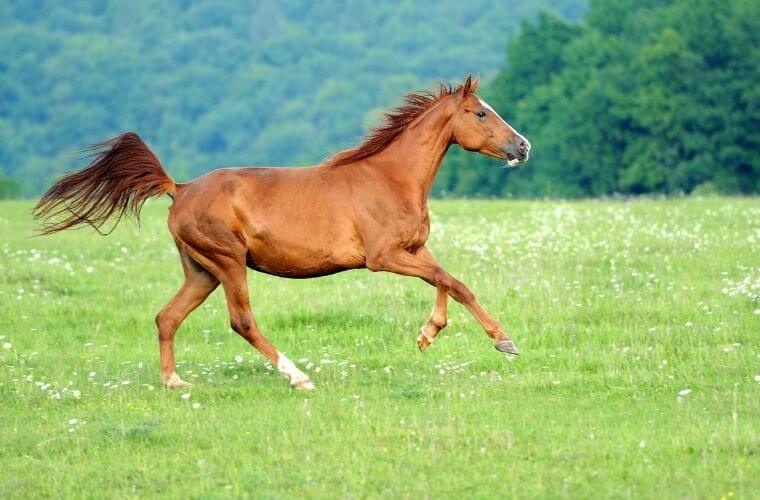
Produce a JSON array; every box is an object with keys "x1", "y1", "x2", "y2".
[{"x1": 34, "y1": 75, "x2": 530, "y2": 390}]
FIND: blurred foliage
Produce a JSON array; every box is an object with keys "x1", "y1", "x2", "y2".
[
  {"x1": 3, "y1": 0, "x2": 755, "y2": 198},
  {"x1": 0, "y1": 173, "x2": 21, "y2": 199},
  {"x1": 0, "y1": 0, "x2": 585, "y2": 196},
  {"x1": 437, "y1": 0, "x2": 760, "y2": 197}
]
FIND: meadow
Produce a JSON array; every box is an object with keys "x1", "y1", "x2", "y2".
[{"x1": 0, "y1": 198, "x2": 757, "y2": 498}]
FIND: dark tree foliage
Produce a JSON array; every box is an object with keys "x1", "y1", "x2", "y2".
[
  {"x1": 0, "y1": 174, "x2": 21, "y2": 199},
  {"x1": 0, "y1": 0, "x2": 585, "y2": 196},
  {"x1": 436, "y1": 0, "x2": 760, "y2": 197}
]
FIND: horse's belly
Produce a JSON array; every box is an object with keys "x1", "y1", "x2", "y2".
[{"x1": 246, "y1": 233, "x2": 365, "y2": 278}]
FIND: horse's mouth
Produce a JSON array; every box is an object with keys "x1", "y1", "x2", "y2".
[{"x1": 505, "y1": 152, "x2": 521, "y2": 167}]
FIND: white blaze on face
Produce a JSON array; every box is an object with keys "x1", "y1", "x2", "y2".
[
  {"x1": 478, "y1": 98, "x2": 530, "y2": 166},
  {"x1": 277, "y1": 352, "x2": 314, "y2": 390},
  {"x1": 478, "y1": 98, "x2": 506, "y2": 124}
]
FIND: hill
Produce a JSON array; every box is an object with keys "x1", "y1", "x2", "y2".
[{"x1": 0, "y1": 0, "x2": 584, "y2": 195}]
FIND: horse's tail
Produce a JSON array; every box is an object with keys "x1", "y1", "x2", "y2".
[{"x1": 33, "y1": 132, "x2": 176, "y2": 236}]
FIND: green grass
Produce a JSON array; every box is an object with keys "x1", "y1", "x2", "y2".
[{"x1": 0, "y1": 198, "x2": 758, "y2": 498}]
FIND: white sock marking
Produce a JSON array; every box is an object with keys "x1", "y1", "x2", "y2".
[
  {"x1": 163, "y1": 372, "x2": 190, "y2": 388},
  {"x1": 277, "y1": 352, "x2": 311, "y2": 386}
]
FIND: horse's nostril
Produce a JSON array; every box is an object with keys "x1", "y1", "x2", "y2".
[{"x1": 518, "y1": 142, "x2": 526, "y2": 153}]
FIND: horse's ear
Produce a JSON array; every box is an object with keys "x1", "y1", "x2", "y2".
[
  {"x1": 471, "y1": 74, "x2": 480, "y2": 93},
  {"x1": 461, "y1": 75, "x2": 473, "y2": 95}
]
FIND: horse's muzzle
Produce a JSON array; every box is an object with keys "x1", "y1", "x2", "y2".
[{"x1": 502, "y1": 136, "x2": 530, "y2": 166}]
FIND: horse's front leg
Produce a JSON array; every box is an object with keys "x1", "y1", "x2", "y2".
[
  {"x1": 444, "y1": 273, "x2": 518, "y2": 355},
  {"x1": 366, "y1": 246, "x2": 450, "y2": 350},
  {"x1": 366, "y1": 246, "x2": 518, "y2": 355}
]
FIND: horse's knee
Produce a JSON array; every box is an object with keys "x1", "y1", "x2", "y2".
[
  {"x1": 433, "y1": 269, "x2": 452, "y2": 290},
  {"x1": 155, "y1": 311, "x2": 179, "y2": 338}
]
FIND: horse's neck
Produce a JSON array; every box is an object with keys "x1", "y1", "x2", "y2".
[{"x1": 374, "y1": 101, "x2": 454, "y2": 204}]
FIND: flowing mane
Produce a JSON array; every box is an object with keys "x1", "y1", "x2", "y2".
[{"x1": 327, "y1": 79, "x2": 473, "y2": 167}]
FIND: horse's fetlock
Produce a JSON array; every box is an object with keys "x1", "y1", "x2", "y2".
[
  {"x1": 429, "y1": 314, "x2": 447, "y2": 330},
  {"x1": 488, "y1": 326, "x2": 507, "y2": 342}
]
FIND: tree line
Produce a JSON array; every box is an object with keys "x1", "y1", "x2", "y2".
[
  {"x1": 436, "y1": 0, "x2": 759, "y2": 197},
  {"x1": 2, "y1": 0, "x2": 756, "y2": 199},
  {"x1": 0, "y1": 0, "x2": 583, "y2": 198}
]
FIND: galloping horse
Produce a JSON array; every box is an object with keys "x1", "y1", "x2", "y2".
[{"x1": 34, "y1": 75, "x2": 530, "y2": 390}]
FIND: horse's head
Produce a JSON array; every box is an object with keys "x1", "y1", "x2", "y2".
[{"x1": 450, "y1": 75, "x2": 530, "y2": 167}]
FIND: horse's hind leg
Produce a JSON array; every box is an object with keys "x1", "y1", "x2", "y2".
[
  {"x1": 222, "y1": 267, "x2": 314, "y2": 390},
  {"x1": 156, "y1": 250, "x2": 219, "y2": 388},
  {"x1": 184, "y1": 250, "x2": 314, "y2": 390}
]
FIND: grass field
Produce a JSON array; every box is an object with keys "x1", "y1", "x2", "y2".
[{"x1": 0, "y1": 198, "x2": 758, "y2": 498}]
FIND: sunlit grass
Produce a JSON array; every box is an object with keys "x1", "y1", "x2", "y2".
[{"x1": 0, "y1": 198, "x2": 758, "y2": 498}]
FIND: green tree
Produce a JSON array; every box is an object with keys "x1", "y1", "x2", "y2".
[
  {"x1": 0, "y1": 0, "x2": 585, "y2": 195},
  {"x1": 437, "y1": 0, "x2": 759, "y2": 197},
  {"x1": 0, "y1": 173, "x2": 21, "y2": 199}
]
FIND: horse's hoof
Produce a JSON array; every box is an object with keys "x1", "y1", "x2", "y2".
[
  {"x1": 162, "y1": 372, "x2": 192, "y2": 389},
  {"x1": 291, "y1": 378, "x2": 315, "y2": 391},
  {"x1": 417, "y1": 327, "x2": 432, "y2": 352},
  {"x1": 494, "y1": 340, "x2": 519, "y2": 355}
]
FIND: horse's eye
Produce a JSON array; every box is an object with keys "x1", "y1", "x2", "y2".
[{"x1": 475, "y1": 111, "x2": 486, "y2": 118}]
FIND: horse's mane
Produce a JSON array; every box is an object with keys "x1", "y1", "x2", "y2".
[{"x1": 327, "y1": 78, "x2": 474, "y2": 167}]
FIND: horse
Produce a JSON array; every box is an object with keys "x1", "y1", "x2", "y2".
[{"x1": 33, "y1": 75, "x2": 530, "y2": 390}]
